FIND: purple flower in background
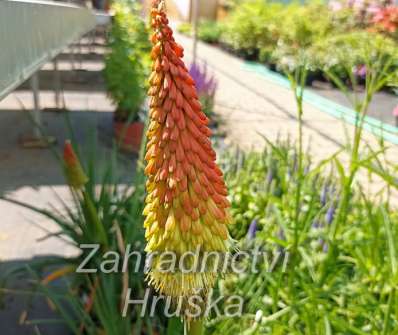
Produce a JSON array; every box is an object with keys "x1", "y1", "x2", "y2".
[
  {"x1": 320, "y1": 239, "x2": 329, "y2": 253},
  {"x1": 312, "y1": 219, "x2": 321, "y2": 229},
  {"x1": 247, "y1": 219, "x2": 258, "y2": 240},
  {"x1": 320, "y1": 184, "x2": 329, "y2": 207},
  {"x1": 189, "y1": 62, "x2": 218, "y2": 99},
  {"x1": 189, "y1": 62, "x2": 218, "y2": 117},
  {"x1": 325, "y1": 203, "x2": 336, "y2": 224},
  {"x1": 354, "y1": 64, "x2": 367, "y2": 78},
  {"x1": 266, "y1": 169, "x2": 274, "y2": 185}
]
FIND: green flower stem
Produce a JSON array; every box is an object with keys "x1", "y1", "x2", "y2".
[
  {"x1": 382, "y1": 288, "x2": 395, "y2": 335},
  {"x1": 188, "y1": 319, "x2": 204, "y2": 335},
  {"x1": 167, "y1": 317, "x2": 184, "y2": 335},
  {"x1": 321, "y1": 68, "x2": 374, "y2": 283},
  {"x1": 331, "y1": 89, "x2": 371, "y2": 240},
  {"x1": 82, "y1": 190, "x2": 108, "y2": 248},
  {"x1": 286, "y1": 66, "x2": 307, "y2": 300}
]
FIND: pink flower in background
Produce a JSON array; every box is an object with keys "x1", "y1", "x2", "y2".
[
  {"x1": 367, "y1": 2, "x2": 381, "y2": 14},
  {"x1": 372, "y1": 6, "x2": 398, "y2": 33},
  {"x1": 393, "y1": 105, "x2": 398, "y2": 117},
  {"x1": 329, "y1": 0, "x2": 343, "y2": 11},
  {"x1": 330, "y1": 0, "x2": 395, "y2": 27}
]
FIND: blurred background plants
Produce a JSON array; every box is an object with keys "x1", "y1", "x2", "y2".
[
  {"x1": 177, "y1": 20, "x2": 224, "y2": 44},
  {"x1": 180, "y1": 0, "x2": 398, "y2": 89},
  {"x1": 104, "y1": 1, "x2": 150, "y2": 122}
]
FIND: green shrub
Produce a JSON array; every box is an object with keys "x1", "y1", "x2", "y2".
[
  {"x1": 104, "y1": 2, "x2": 151, "y2": 122},
  {"x1": 270, "y1": 3, "x2": 333, "y2": 69},
  {"x1": 177, "y1": 20, "x2": 224, "y2": 44},
  {"x1": 220, "y1": 0, "x2": 398, "y2": 77},
  {"x1": 279, "y1": 3, "x2": 333, "y2": 48},
  {"x1": 198, "y1": 20, "x2": 224, "y2": 44},
  {"x1": 222, "y1": 0, "x2": 283, "y2": 59},
  {"x1": 311, "y1": 31, "x2": 398, "y2": 68},
  {"x1": 306, "y1": 31, "x2": 398, "y2": 83},
  {"x1": 177, "y1": 22, "x2": 192, "y2": 35},
  {"x1": 221, "y1": 1, "x2": 334, "y2": 64}
]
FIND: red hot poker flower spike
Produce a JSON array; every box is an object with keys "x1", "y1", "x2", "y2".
[{"x1": 143, "y1": 0, "x2": 233, "y2": 315}]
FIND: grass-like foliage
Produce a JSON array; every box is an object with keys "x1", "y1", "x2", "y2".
[
  {"x1": 104, "y1": 1, "x2": 151, "y2": 122},
  {"x1": 210, "y1": 140, "x2": 398, "y2": 334},
  {"x1": 1, "y1": 138, "x2": 163, "y2": 335}
]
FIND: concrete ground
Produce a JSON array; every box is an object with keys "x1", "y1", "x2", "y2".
[{"x1": 315, "y1": 86, "x2": 398, "y2": 127}]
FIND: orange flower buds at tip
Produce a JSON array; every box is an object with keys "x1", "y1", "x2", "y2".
[{"x1": 63, "y1": 140, "x2": 88, "y2": 189}]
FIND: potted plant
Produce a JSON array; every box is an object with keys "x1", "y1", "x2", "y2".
[{"x1": 104, "y1": 1, "x2": 150, "y2": 152}]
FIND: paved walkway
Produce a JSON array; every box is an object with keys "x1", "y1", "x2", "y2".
[{"x1": 174, "y1": 31, "x2": 398, "y2": 201}]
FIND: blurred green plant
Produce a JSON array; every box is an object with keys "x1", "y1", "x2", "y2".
[
  {"x1": 198, "y1": 20, "x2": 224, "y2": 44},
  {"x1": 221, "y1": 0, "x2": 283, "y2": 61},
  {"x1": 0, "y1": 134, "x2": 163, "y2": 334},
  {"x1": 104, "y1": 1, "x2": 151, "y2": 122},
  {"x1": 220, "y1": 0, "x2": 398, "y2": 85},
  {"x1": 309, "y1": 31, "x2": 398, "y2": 84},
  {"x1": 177, "y1": 22, "x2": 192, "y2": 35},
  {"x1": 1, "y1": 1, "x2": 398, "y2": 333},
  {"x1": 177, "y1": 20, "x2": 224, "y2": 44},
  {"x1": 220, "y1": 138, "x2": 314, "y2": 240}
]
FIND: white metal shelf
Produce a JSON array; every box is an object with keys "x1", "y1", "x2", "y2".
[{"x1": 0, "y1": 0, "x2": 96, "y2": 101}]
